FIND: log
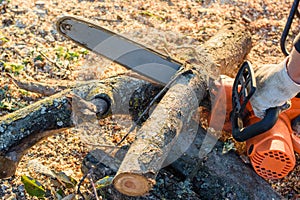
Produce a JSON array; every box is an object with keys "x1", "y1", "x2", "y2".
[
  {"x1": 81, "y1": 126, "x2": 282, "y2": 199},
  {"x1": 0, "y1": 77, "x2": 161, "y2": 178},
  {"x1": 169, "y1": 127, "x2": 282, "y2": 200},
  {"x1": 0, "y1": 89, "x2": 73, "y2": 178},
  {"x1": 113, "y1": 23, "x2": 252, "y2": 196},
  {"x1": 201, "y1": 22, "x2": 252, "y2": 78},
  {"x1": 82, "y1": 148, "x2": 202, "y2": 199}
]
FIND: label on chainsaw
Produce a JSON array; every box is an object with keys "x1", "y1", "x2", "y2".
[{"x1": 57, "y1": 16, "x2": 182, "y2": 84}]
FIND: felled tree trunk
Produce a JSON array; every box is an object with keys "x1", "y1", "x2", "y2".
[
  {"x1": 113, "y1": 23, "x2": 252, "y2": 196},
  {"x1": 169, "y1": 127, "x2": 282, "y2": 200},
  {"x1": 0, "y1": 77, "x2": 161, "y2": 178}
]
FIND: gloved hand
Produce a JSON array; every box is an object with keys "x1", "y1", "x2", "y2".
[{"x1": 250, "y1": 57, "x2": 300, "y2": 118}]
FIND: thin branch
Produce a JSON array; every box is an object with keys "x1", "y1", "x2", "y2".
[
  {"x1": 93, "y1": 17, "x2": 123, "y2": 23},
  {"x1": 77, "y1": 173, "x2": 89, "y2": 199},
  {"x1": 6, "y1": 73, "x2": 67, "y2": 96},
  {"x1": 88, "y1": 174, "x2": 100, "y2": 200},
  {"x1": 39, "y1": 51, "x2": 63, "y2": 70}
]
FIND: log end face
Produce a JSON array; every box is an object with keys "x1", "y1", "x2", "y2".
[
  {"x1": 0, "y1": 156, "x2": 17, "y2": 178},
  {"x1": 113, "y1": 173, "x2": 155, "y2": 196}
]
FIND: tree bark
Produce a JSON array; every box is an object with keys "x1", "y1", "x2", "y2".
[
  {"x1": 201, "y1": 22, "x2": 252, "y2": 77},
  {"x1": 113, "y1": 23, "x2": 252, "y2": 196}
]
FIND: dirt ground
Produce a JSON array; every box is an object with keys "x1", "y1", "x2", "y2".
[{"x1": 1, "y1": 0, "x2": 300, "y2": 199}]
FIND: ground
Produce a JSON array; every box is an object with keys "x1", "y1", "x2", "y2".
[{"x1": 0, "y1": 0, "x2": 300, "y2": 199}]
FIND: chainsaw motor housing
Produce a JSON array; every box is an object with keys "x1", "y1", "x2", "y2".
[
  {"x1": 245, "y1": 113, "x2": 296, "y2": 179},
  {"x1": 231, "y1": 62, "x2": 300, "y2": 179},
  {"x1": 212, "y1": 61, "x2": 300, "y2": 180}
]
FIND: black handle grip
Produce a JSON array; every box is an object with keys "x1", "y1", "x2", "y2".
[
  {"x1": 232, "y1": 107, "x2": 280, "y2": 142},
  {"x1": 280, "y1": 0, "x2": 300, "y2": 56}
]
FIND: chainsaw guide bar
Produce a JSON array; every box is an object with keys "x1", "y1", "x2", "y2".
[{"x1": 56, "y1": 15, "x2": 183, "y2": 85}]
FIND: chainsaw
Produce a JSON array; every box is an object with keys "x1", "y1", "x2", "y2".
[
  {"x1": 214, "y1": 61, "x2": 300, "y2": 180},
  {"x1": 56, "y1": 14, "x2": 300, "y2": 180}
]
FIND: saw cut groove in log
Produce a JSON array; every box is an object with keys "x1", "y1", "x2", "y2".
[
  {"x1": 0, "y1": 77, "x2": 161, "y2": 178},
  {"x1": 113, "y1": 23, "x2": 252, "y2": 196}
]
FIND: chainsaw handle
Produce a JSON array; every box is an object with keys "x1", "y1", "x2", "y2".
[
  {"x1": 231, "y1": 61, "x2": 281, "y2": 142},
  {"x1": 232, "y1": 107, "x2": 280, "y2": 142},
  {"x1": 280, "y1": 0, "x2": 300, "y2": 56}
]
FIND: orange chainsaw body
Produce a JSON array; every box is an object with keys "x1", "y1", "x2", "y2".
[{"x1": 212, "y1": 76, "x2": 300, "y2": 180}]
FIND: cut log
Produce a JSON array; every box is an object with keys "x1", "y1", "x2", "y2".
[
  {"x1": 82, "y1": 126, "x2": 282, "y2": 199},
  {"x1": 113, "y1": 23, "x2": 252, "y2": 196},
  {"x1": 0, "y1": 77, "x2": 161, "y2": 178},
  {"x1": 82, "y1": 148, "x2": 202, "y2": 199}
]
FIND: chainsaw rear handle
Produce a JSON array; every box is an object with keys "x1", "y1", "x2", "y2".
[
  {"x1": 232, "y1": 107, "x2": 280, "y2": 142},
  {"x1": 231, "y1": 61, "x2": 280, "y2": 142}
]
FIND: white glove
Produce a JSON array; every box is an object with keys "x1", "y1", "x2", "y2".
[{"x1": 250, "y1": 57, "x2": 300, "y2": 118}]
